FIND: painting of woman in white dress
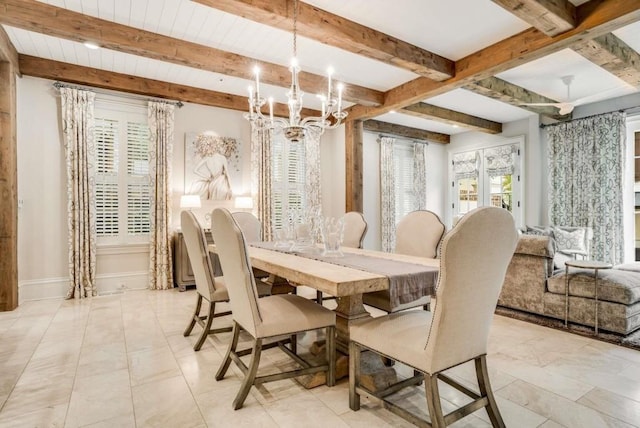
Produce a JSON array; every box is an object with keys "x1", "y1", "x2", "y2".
[{"x1": 185, "y1": 132, "x2": 240, "y2": 200}]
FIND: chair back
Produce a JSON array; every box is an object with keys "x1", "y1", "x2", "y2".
[
  {"x1": 395, "y1": 210, "x2": 445, "y2": 258},
  {"x1": 424, "y1": 206, "x2": 517, "y2": 373},
  {"x1": 342, "y1": 211, "x2": 368, "y2": 249},
  {"x1": 210, "y1": 208, "x2": 262, "y2": 337},
  {"x1": 181, "y1": 210, "x2": 218, "y2": 300},
  {"x1": 231, "y1": 211, "x2": 262, "y2": 242}
]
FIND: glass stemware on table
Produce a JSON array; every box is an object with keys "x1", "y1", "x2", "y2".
[{"x1": 272, "y1": 210, "x2": 345, "y2": 257}]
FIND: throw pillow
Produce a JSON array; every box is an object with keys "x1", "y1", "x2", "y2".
[
  {"x1": 522, "y1": 225, "x2": 553, "y2": 237},
  {"x1": 553, "y1": 227, "x2": 586, "y2": 253}
]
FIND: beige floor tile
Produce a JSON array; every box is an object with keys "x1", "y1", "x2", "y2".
[
  {"x1": 263, "y1": 394, "x2": 350, "y2": 427},
  {"x1": 195, "y1": 385, "x2": 279, "y2": 428},
  {"x1": 0, "y1": 403, "x2": 68, "y2": 428},
  {"x1": 77, "y1": 412, "x2": 136, "y2": 428},
  {"x1": 65, "y1": 368, "x2": 133, "y2": 428},
  {"x1": 538, "y1": 420, "x2": 568, "y2": 428},
  {"x1": 132, "y1": 375, "x2": 205, "y2": 428},
  {"x1": 128, "y1": 346, "x2": 182, "y2": 387},
  {"x1": 176, "y1": 349, "x2": 224, "y2": 396},
  {"x1": 497, "y1": 380, "x2": 635, "y2": 428},
  {"x1": 578, "y1": 387, "x2": 640, "y2": 426}
]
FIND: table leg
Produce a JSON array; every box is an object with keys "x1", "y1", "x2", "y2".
[
  {"x1": 594, "y1": 268, "x2": 599, "y2": 335},
  {"x1": 565, "y1": 264, "x2": 570, "y2": 328},
  {"x1": 334, "y1": 294, "x2": 371, "y2": 354}
]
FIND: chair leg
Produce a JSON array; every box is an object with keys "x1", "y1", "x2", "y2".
[
  {"x1": 316, "y1": 290, "x2": 323, "y2": 304},
  {"x1": 425, "y1": 373, "x2": 445, "y2": 427},
  {"x1": 325, "y1": 326, "x2": 336, "y2": 387},
  {"x1": 475, "y1": 355, "x2": 505, "y2": 428},
  {"x1": 349, "y1": 340, "x2": 361, "y2": 410},
  {"x1": 193, "y1": 300, "x2": 215, "y2": 351},
  {"x1": 216, "y1": 321, "x2": 240, "y2": 381},
  {"x1": 290, "y1": 333, "x2": 297, "y2": 355},
  {"x1": 183, "y1": 293, "x2": 203, "y2": 337},
  {"x1": 233, "y1": 338, "x2": 263, "y2": 410}
]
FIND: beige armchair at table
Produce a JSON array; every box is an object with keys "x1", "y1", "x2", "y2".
[
  {"x1": 181, "y1": 211, "x2": 269, "y2": 351},
  {"x1": 316, "y1": 211, "x2": 368, "y2": 304},
  {"x1": 211, "y1": 208, "x2": 336, "y2": 410},
  {"x1": 349, "y1": 206, "x2": 518, "y2": 427},
  {"x1": 363, "y1": 210, "x2": 445, "y2": 313}
]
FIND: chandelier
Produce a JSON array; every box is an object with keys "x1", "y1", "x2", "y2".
[{"x1": 244, "y1": 0, "x2": 347, "y2": 142}]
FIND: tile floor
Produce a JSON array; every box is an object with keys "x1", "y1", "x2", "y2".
[{"x1": 1, "y1": 288, "x2": 639, "y2": 428}]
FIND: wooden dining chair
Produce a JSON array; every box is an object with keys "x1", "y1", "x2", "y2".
[
  {"x1": 349, "y1": 206, "x2": 518, "y2": 427},
  {"x1": 181, "y1": 210, "x2": 269, "y2": 351},
  {"x1": 210, "y1": 208, "x2": 337, "y2": 410},
  {"x1": 316, "y1": 211, "x2": 368, "y2": 304},
  {"x1": 363, "y1": 210, "x2": 445, "y2": 313}
]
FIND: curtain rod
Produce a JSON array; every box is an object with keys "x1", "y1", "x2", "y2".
[
  {"x1": 539, "y1": 109, "x2": 626, "y2": 128},
  {"x1": 52, "y1": 81, "x2": 184, "y2": 108},
  {"x1": 377, "y1": 133, "x2": 429, "y2": 145}
]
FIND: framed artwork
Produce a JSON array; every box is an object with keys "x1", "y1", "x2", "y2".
[{"x1": 184, "y1": 132, "x2": 242, "y2": 200}]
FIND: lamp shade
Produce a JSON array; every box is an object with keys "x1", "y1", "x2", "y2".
[
  {"x1": 180, "y1": 194, "x2": 201, "y2": 209},
  {"x1": 234, "y1": 196, "x2": 253, "y2": 209}
]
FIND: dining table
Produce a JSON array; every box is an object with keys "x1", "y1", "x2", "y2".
[{"x1": 207, "y1": 241, "x2": 440, "y2": 389}]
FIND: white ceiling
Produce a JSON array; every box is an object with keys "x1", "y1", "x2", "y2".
[{"x1": 4, "y1": 0, "x2": 640, "y2": 135}]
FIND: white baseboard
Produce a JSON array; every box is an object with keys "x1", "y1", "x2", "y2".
[{"x1": 18, "y1": 271, "x2": 149, "y2": 303}]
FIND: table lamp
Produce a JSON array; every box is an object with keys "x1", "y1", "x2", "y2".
[{"x1": 180, "y1": 194, "x2": 201, "y2": 210}]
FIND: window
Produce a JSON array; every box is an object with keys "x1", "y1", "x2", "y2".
[
  {"x1": 393, "y1": 143, "x2": 424, "y2": 221},
  {"x1": 271, "y1": 131, "x2": 306, "y2": 230},
  {"x1": 94, "y1": 107, "x2": 150, "y2": 244},
  {"x1": 451, "y1": 138, "x2": 523, "y2": 226}
]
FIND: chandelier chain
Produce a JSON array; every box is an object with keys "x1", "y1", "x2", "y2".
[{"x1": 292, "y1": 0, "x2": 298, "y2": 58}]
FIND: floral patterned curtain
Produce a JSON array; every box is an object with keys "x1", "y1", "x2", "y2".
[
  {"x1": 452, "y1": 151, "x2": 480, "y2": 180},
  {"x1": 484, "y1": 144, "x2": 517, "y2": 177},
  {"x1": 413, "y1": 143, "x2": 427, "y2": 210},
  {"x1": 546, "y1": 111, "x2": 626, "y2": 265},
  {"x1": 60, "y1": 87, "x2": 96, "y2": 299},
  {"x1": 304, "y1": 129, "x2": 322, "y2": 218},
  {"x1": 250, "y1": 124, "x2": 273, "y2": 240},
  {"x1": 148, "y1": 101, "x2": 175, "y2": 290},
  {"x1": 380, "y1": 137, "x2": 396, "y2": 252}
]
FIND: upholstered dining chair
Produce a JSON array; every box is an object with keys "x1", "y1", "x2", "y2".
[
  {"x1": 210, "y1": 208, "x2": 336, "y2": 410},
  {"x1": 349, "y1": 206, "x2": 518, "y2": 427},
  {"x1": 316, "y1": 211, "x2": 368, "y2": 304},
  {"x1": 231, "y1": 211, "x2": 262, "y2": 242},
  {"x1": 362, "y1": 210, "x2": 445, "y2": 313},
  {"x1": 181, "y1": 210, "x2": 269, "y2": 351}
]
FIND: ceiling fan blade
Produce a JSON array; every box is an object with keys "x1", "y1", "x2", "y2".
[{"x1": 520, "y1": 103, "x2": 560, "y2": 107}]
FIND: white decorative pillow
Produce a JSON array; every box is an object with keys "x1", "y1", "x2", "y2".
[{"x1": 553, "y1": 228, "x2": 586, "y2": 253}]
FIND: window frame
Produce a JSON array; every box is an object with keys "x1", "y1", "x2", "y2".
[
  {"x1": 449, "y1": 137, "x2": 524, "y2": 228},
  {"x1": 94, "y1": 102, "x2": 151, "y2": 246}
]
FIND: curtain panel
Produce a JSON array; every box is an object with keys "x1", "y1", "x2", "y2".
[
  {"x1": 546, "y1": 111, "x2": 626, "y2": 265},
  {"x1": 413, "y1": 143, "x2": 427, "y2": 210},
  {"x1": 60, "y1": 87, "x2": 97, "y2": 299},
  {"x1": 380, "y1": 137, "x2": 396, "y2": 252},
  {"x1": 148, "y1": 101, "x2": 175, "y2": 290},
  {"x1": 250, "y1": 124, "x2": 273, "y2": 240}
]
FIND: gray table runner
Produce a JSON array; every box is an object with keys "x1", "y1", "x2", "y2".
[{"x1": 251, "y1": 242, "x2": 438, "y2": 307}]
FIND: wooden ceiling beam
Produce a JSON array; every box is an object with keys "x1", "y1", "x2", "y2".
[
  {"x1": 0, "y1": 0, "x2": 383, "y2": 106},
  {"x1": 363, "y1": 120, "x2": 450, "y2": 144},
  {"x1": 348, "y1": 0, "x2": 640, "y2": 121},
  {"x1": 193, "y1": 0, "x2": 454, "y2": 81},
  {"x1": 0, "y1": 25, "x2": 19, "y2": 73},
  {"x1": 491, "y1": 0, "x2": 576, "y2": 36},
  {"x1": 572, "y1": 32, "x2": 640, "y2": 87},
  {"x1": 400, "y1": 103, "x2": 502, "y2": 134},
  {"x1": 18, "y1": 55, "x2": 321, "y2": 118},
  {"x1": 464, "y1": 76, "x2": 570, "y2": 120}
]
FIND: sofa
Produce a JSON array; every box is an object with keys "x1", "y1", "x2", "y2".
[{"x1": 498, "y1": 234, "x2": 640, "y2": 335}]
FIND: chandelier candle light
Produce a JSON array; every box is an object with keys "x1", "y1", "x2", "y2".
[{"x1": 245, "y1": 0, "x2": 347, "y2": 142}]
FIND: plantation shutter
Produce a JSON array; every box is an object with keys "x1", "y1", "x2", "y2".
[
  {"x1": 95, "y1": 118, "x2": 119, "y2": 236},
  {"x1": 394, "y1": 144, "x2": 416, "y2": 222},
  {"x1": 126, "y1": 121, "x2": 151, "y2": 235}
]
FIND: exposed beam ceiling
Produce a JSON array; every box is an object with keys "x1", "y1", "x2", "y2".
[
  {"x1": 572, "y1": 32, "x2": 640, "y2": 87},
  {"x1": 491, "y1": 0, "x2": 576, "y2": 36},
  {"x1": 18, "y1": 55, "x2": 321, "y2": 117},
  {"x1": 400, "y1": 103, "x2": 502, "y2": 134},
  {"x1": 464, "y1": 77, "x2": 571, "y2": 120},
  {"x1": 0, "y1": 0, "x2": 383, "y2": 106},
  {"x1": 348, "y1": 0, "x2": 640, "y2": 121},
  {"x1": 363, "y1": 120, "x2": 450, "y2": 144},
  {"x1": 193, "y1": 0, "x2": 455, "y2": 81},
  {"x1": 0, "y1": 24, "x2": 18, "y2": 73}
]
